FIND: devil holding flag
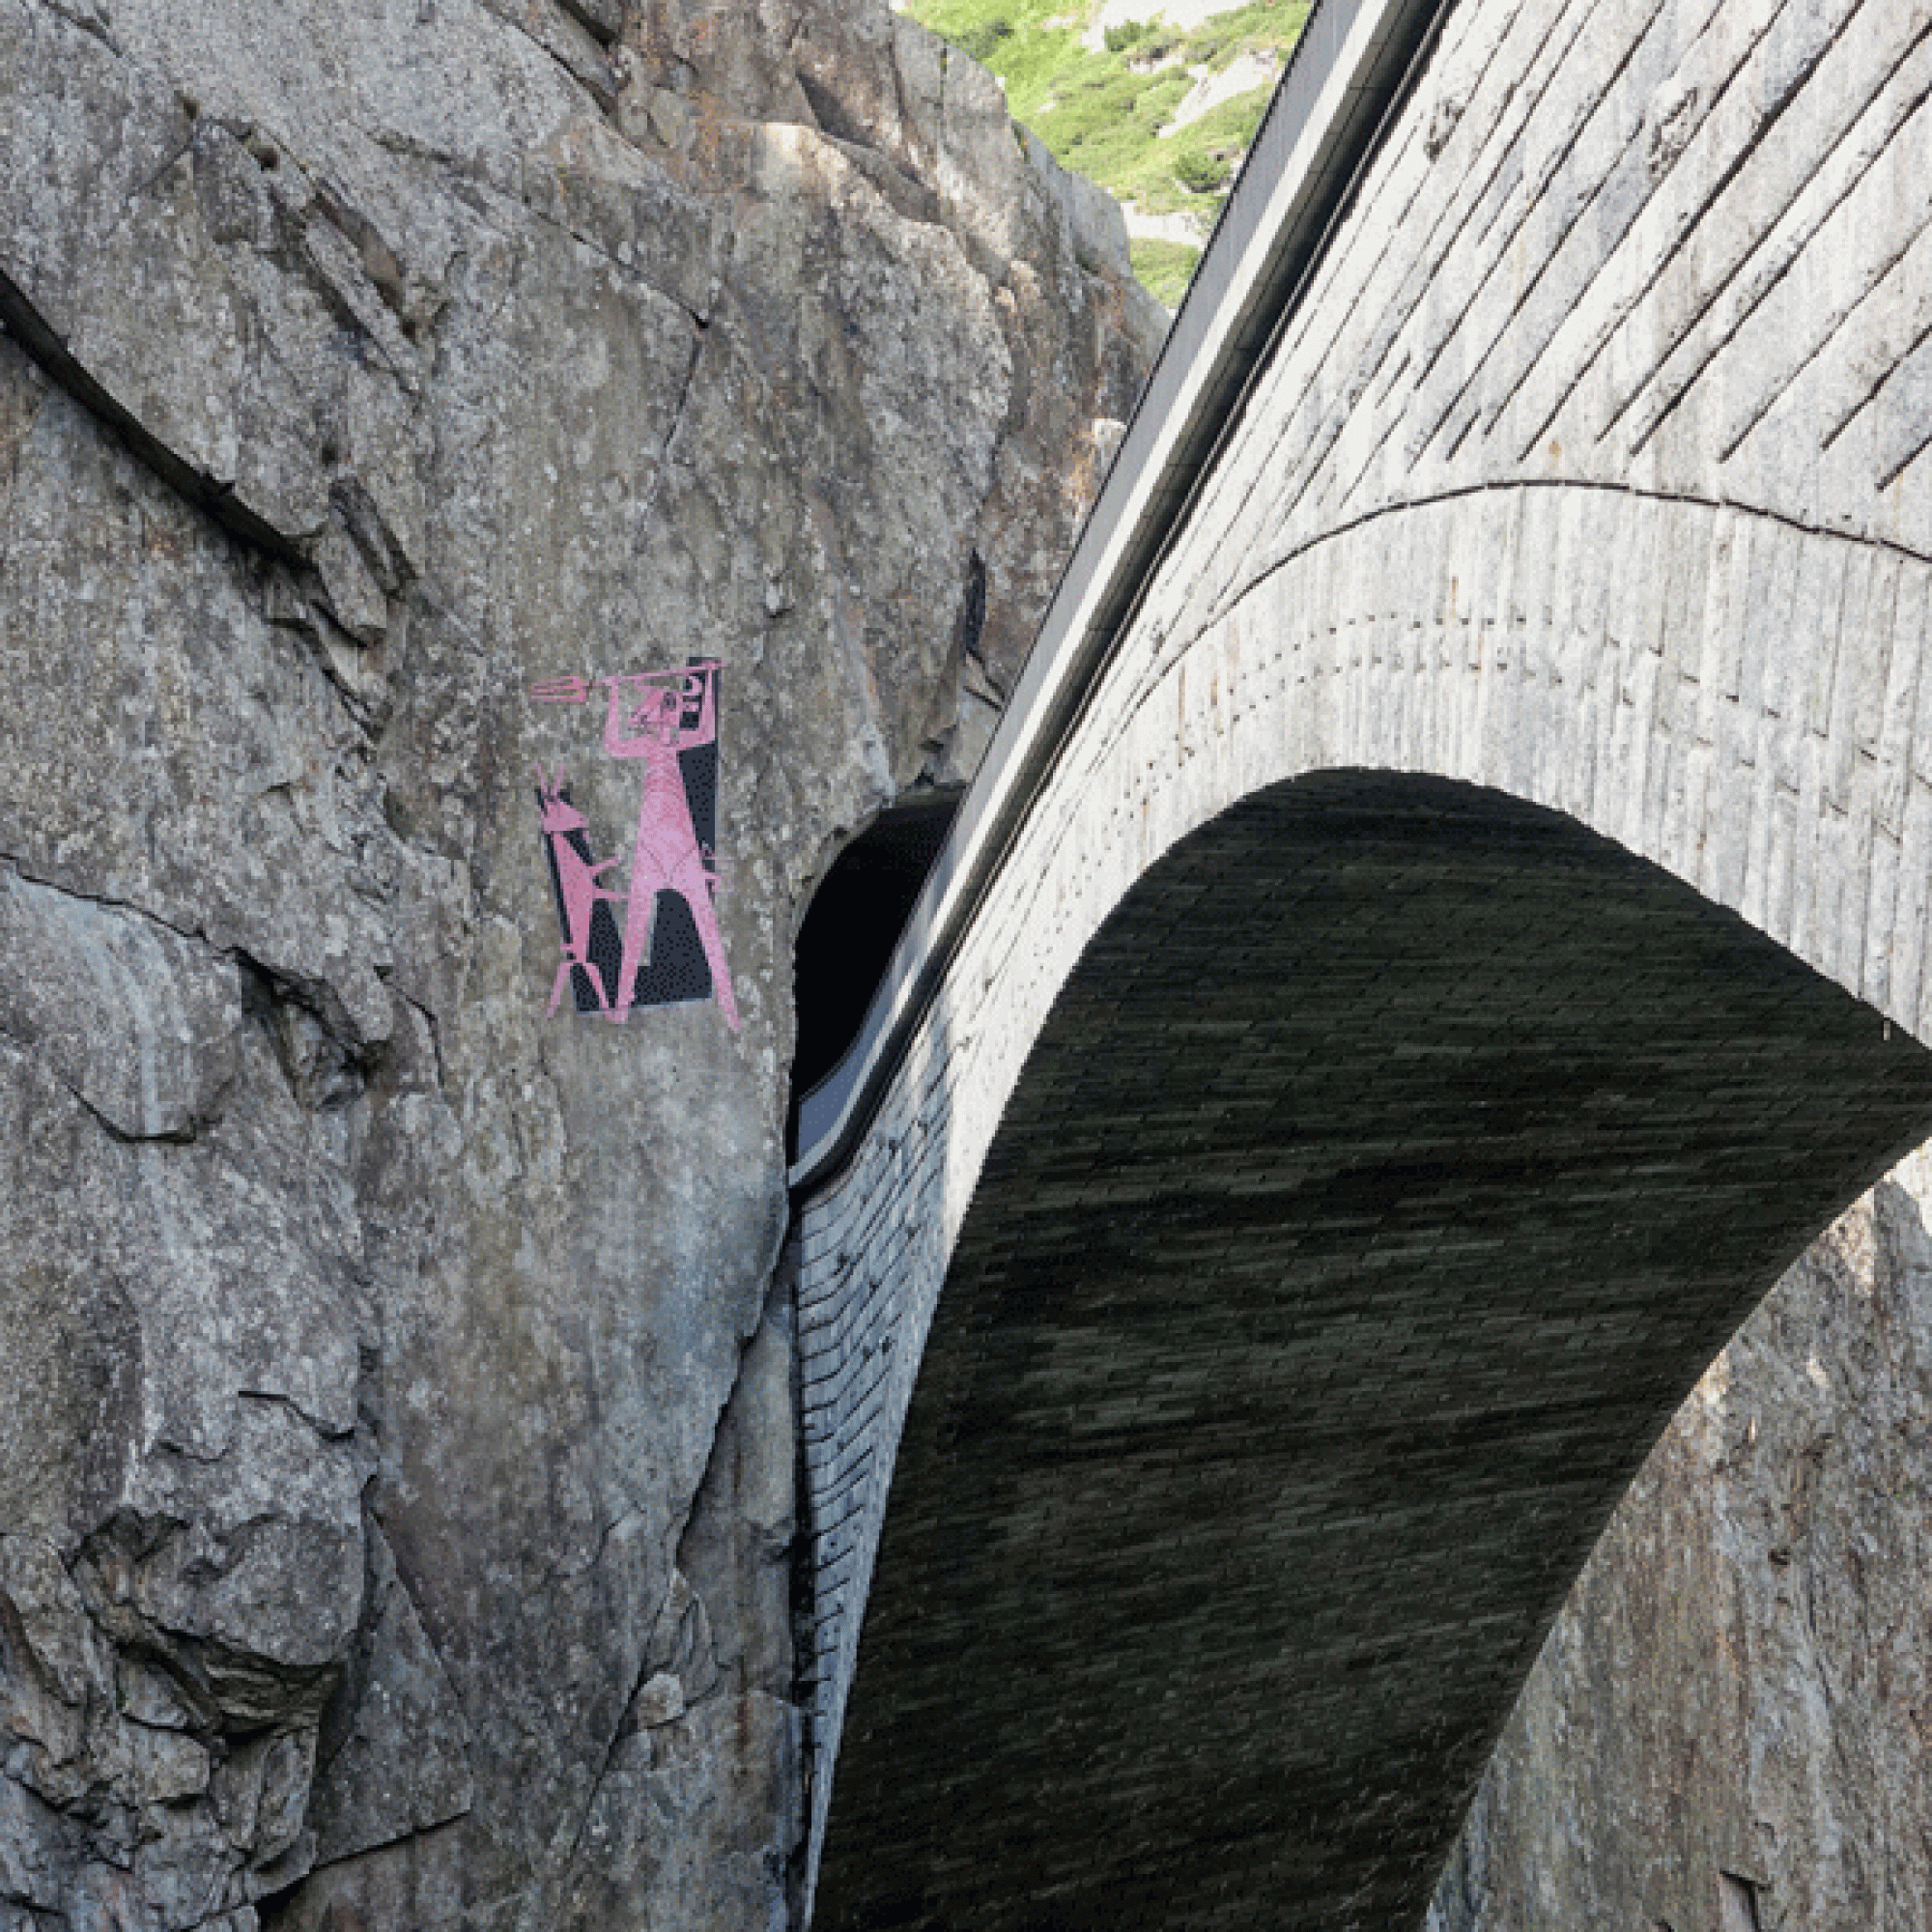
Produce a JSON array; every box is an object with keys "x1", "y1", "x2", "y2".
[{"x1": 530, "y1": 658, "x2": 740, "y2": 1033}]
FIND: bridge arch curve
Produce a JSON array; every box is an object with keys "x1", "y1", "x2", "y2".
[
  {"x1": 810, "y1": 768, "x2": 1932, "y2": 1931},
  {"x1": 795, "y1": 0, "x2": 1932, "y2": 1917}
]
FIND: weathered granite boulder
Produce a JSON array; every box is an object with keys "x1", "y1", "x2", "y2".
[
  {"x1": 1430, "y1": 1146, "x2": 1932, "y2": 1932},
  {"x1": 0, "y1": 1, "x2": 1162, "y2": 1924}
]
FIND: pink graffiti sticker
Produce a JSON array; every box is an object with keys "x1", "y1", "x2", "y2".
[{"x1": 530, "y1": 660, "x2": 740, "y2": 1032}]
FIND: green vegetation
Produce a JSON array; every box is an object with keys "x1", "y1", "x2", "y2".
[
  {"x1": 1173, "y1": 145, "x2": 1231, "y2": 194},
  {"x1": 954, "y1": 17, "x2": 1014, "y2": 59},
  {"x1": 904, "y1": 0, "x2": 1309, "y2": 305},
  {"x1": 1129, "y1": 237, "x2": 1203, "y2": 308}
]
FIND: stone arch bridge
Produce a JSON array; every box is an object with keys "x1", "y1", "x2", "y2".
[{"x1": 788, "y1": 0, "x2": 1932, "y2": 1923}]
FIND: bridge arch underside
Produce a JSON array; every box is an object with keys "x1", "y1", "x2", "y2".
[{"x1": 813, "y1": 774, "x2": 1932, "y2": 1932}]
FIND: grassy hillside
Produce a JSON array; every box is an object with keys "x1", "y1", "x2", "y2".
[{"x1": 900, "y1": 0, "x2": 1309, "y2": 305}]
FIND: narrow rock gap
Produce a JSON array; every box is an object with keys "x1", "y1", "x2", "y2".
[{"x1": 787, "y1": 788, "x2": 961, "y2": 1159}]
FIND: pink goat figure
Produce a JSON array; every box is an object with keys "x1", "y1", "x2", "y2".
[
  {"x1": 602, "y1": 661, "x2": 740, "y2": 1032},
  {"x1": 535, "y1": 767, "x2": 626, "y2": 1017}
]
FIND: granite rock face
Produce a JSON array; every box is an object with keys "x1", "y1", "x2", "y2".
[
  {"x1": 0, "y1": 2, "x2": 1161, "y2": 1924},
  {"x1": 1430, "y1": 1146, "x2": 1932, "y2": 1932}
]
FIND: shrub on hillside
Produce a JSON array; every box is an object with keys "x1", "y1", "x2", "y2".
[
  {"x1": 957, "y1": 16, "x2": 1013, "y2": 62},
  {"x1": 1174, "y1": 147, "x2": 1232, "y2": 193}
]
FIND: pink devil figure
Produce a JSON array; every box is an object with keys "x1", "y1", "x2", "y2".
[
  {"x1": 536, "y1": 768, "x2": 626, "y2": 1016},
  {"x1": 603, "y1": 662, "x2": 740, "y2": 1031}
]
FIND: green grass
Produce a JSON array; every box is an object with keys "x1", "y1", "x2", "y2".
[
  {"x1": 1130, "y1": 237, "x2": 1204, "y2": 307},
  {"x1": 903, "y1": 0, "x2": 1308, "y2": 303}
]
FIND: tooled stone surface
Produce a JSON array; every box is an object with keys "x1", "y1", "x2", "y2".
[
  {"x1": 1429, "y1": 1148, "x2": 1932, "y2": 1932},
  {"x1": 0, "y1": 1, "x2": 1162, "y2": 1924}
]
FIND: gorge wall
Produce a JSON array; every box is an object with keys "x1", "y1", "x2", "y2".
[
  {"x1": 0, "y1": 2, "x2": 1161, "y2": 1926},
  {"x1": 1429, "y1": 1149, "x2": 1932, "y2": 1932}
]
